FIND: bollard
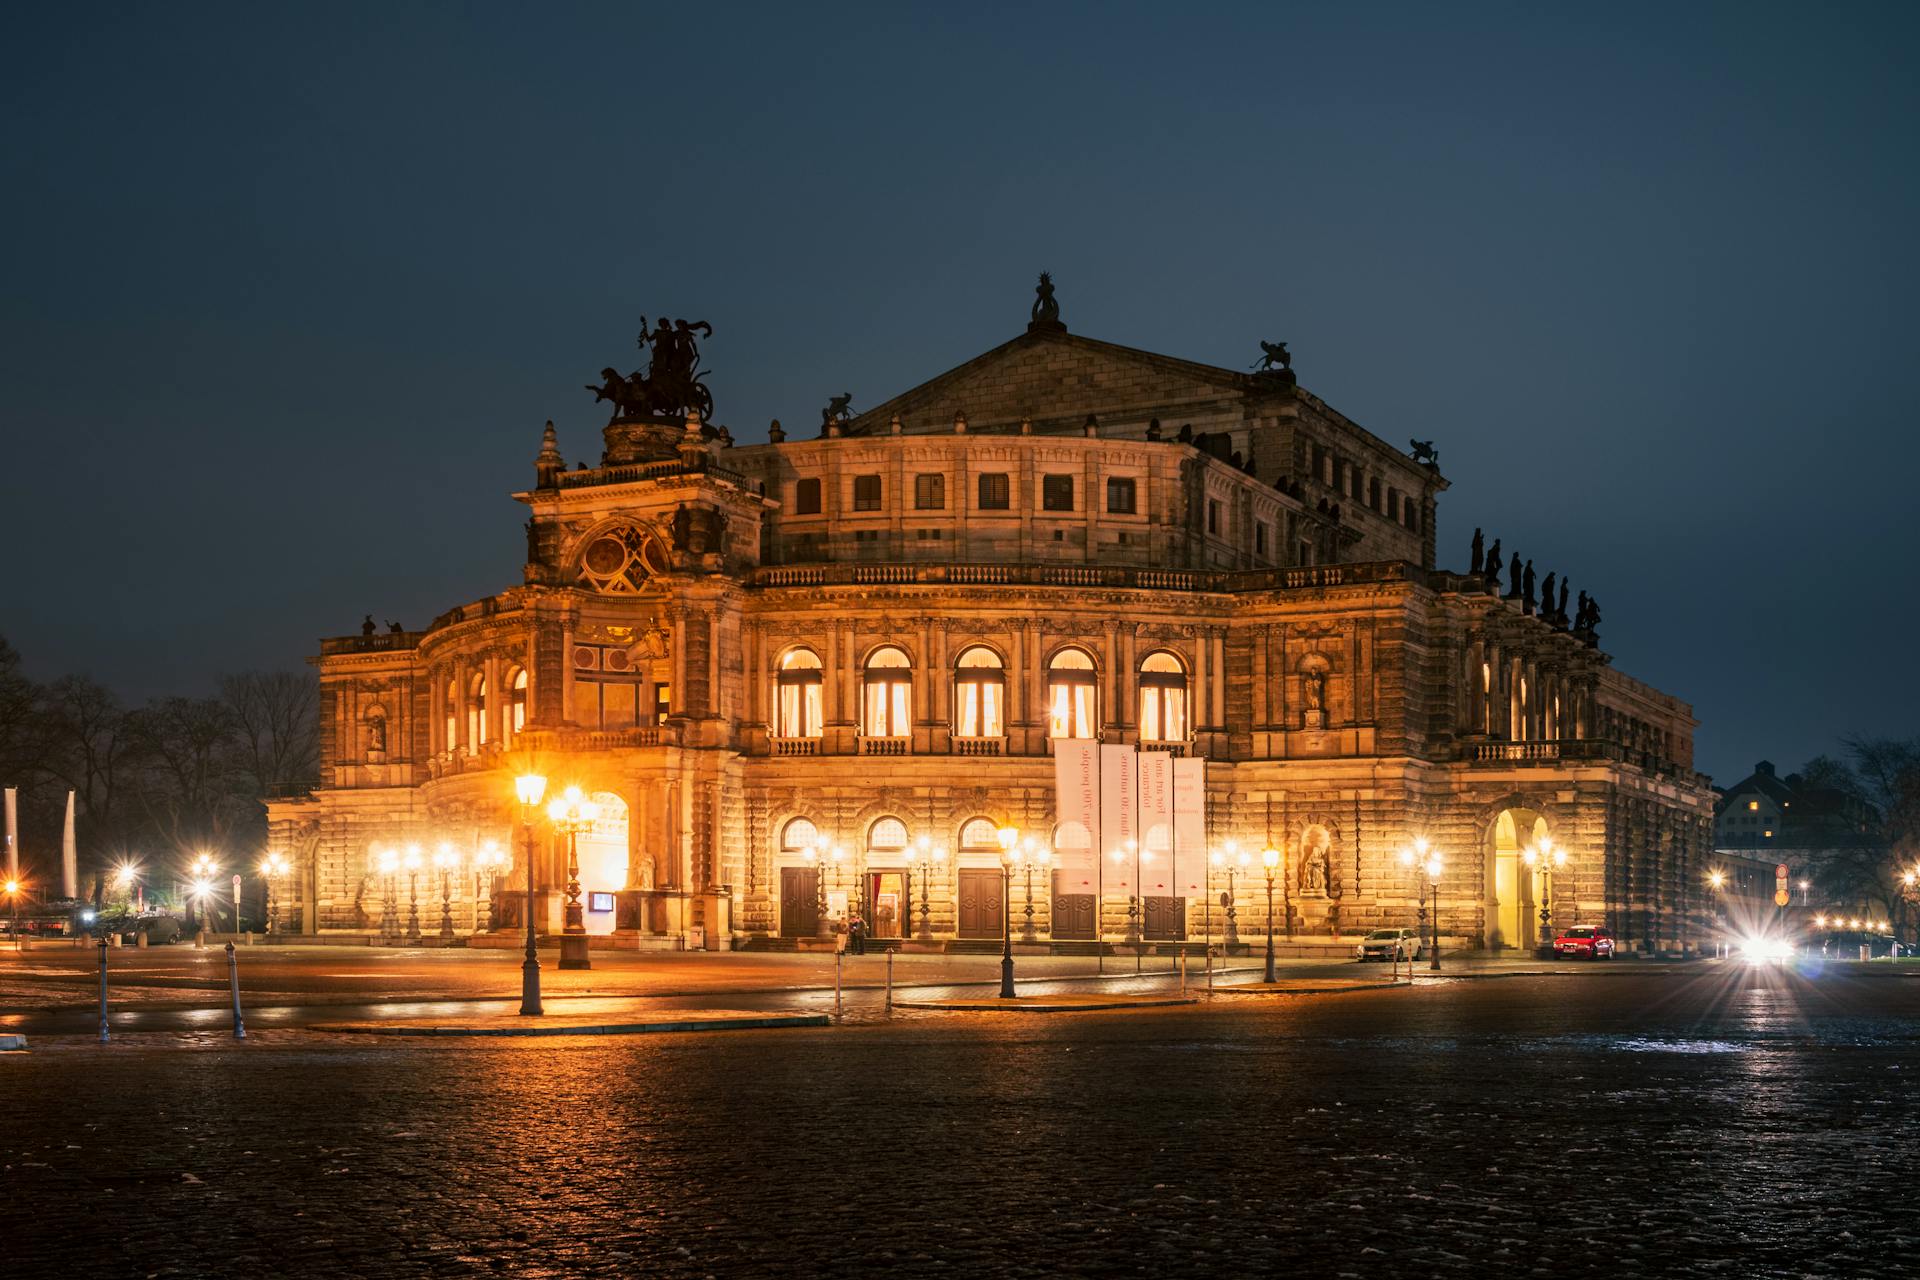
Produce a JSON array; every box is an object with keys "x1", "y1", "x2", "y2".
[
  {"x1": 225, "y1": 942, "x2": 246, "y2": 1040},
  {"x1": 97, "y1": 934, "x2": 110, "y2": 1043},
  {"x1": 1206, "y1": 946, "x2": 1214, "y2": 998},
  {"x1": 885, "y1": 948, "x2": 894, "y2": 1014},
  {"x1": 1179, "y1": 946, "x2": 1187, "y2": 994},
  {"x1": 137, "y1": 930, "x2": 148, "y2": 949},
  {"x1": 833, "y1": 948, "x2": 843, "y2": 1019},
  {"x1": 195, "y1": 928, "x2": 206, "y2": 949}
]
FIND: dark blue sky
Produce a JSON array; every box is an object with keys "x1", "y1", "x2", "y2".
[{"x1": 4, "y1": 2, "x2": 1916, "y2": 783}]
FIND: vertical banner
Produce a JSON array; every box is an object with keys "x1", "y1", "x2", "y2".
[
  {"x1": 1173, "y1": 757, "x2": 1208, "y2": 899},
  {"x1": 3, "y1": 787, "x2": 16, "y2": 877},
  {"x1": 1138, "y1": 750, "x2": 1173, "y2": 895},
  {"x1": 1051, "y1": 739, "x2": 1099, "y2": 889},
  {"x1": 1099, "y1": 744, "x2": 1136, "y2": 894},
  {"x1": 62, "y1": 789, "x2": 79, "y2": 899}
]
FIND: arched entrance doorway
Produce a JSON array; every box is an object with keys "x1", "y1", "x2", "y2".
[
  {"x1": 1487, "y1": 807, "x2": 1548, "y2": 950},
  {"x1": 575, "y1": 791, "x2": 630, "y2": 936}
]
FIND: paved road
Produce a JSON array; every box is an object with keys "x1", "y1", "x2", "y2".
[{"x1": 5, "y1": 963, "x2": 1916, "y2": 1276}]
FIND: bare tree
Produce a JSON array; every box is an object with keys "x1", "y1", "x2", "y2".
[
  {"x1": 37, "y1": 675, "x2": 145, "y2": 862},
  {"x1": 127, "y1": 696, "x2": 250, "y2": 862},
  {"x1": 220, "y1": 669, "x2": 319, "y2": 798}
]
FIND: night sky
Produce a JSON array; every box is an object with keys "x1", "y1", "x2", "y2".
[{"x1": 4, "y1": 3, "x2": 1915, "y2": 784}]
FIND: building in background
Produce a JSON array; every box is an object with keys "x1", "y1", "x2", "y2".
[{"x1": 267, "y1": 281, "x2": 1715, "y2": 954}]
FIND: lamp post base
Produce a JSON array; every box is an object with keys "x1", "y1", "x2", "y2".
[
  {"x1": 558, "y1": 933, "x2": 593, "y2": 970},
  {"x1": 999, "y1": 952, "x2": 1016, "y2": 999},
  {"x1": 519, "y1": 958, "x2": 543, "y2": 1016}
]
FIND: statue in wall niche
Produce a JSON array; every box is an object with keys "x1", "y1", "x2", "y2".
[
  {"x1": 366, "y1": 713, "x2": 387, "y2": 755},
  {"x1": 635, "y1": 856, "x2": 656, "y2": 891},
  {"x1": 1303, "y1": 850, "x2": 1328, "y2": 894},
  {"x1": 525, "y1": 519, "x2": 540, "y2": 564},
  {"x1": 710, "y1": 507, "x2": 728, "y2": 553},
  {"x1": 1303, "y1": 668, "x2": 1325, "y2": 712},
  {"x1": 1470, "y1": 527, "x2": 1484, "y2": 575}
]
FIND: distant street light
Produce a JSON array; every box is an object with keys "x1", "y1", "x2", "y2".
[
  {"x1": 402, "y1": 843, "x2": 423, "y2": 945},
  {"x1": 997, "y1": 825, "x2": 1020, "y2": 998},
  {"x1": 374, "y1": 847, "x2": 401, "y2": 944},
  {"x1": 514, "y1": 773, "x2": 548, "y2": 1016},
  {"x1": 1521, "y1": 835, "x2": 1569, "y2": 958},
  {"x1": 911, "y1": 835, "x2": 946, "y2": 942},
  {"x1": 546, "y1": 786, "x2": 601, "y2": 970},
  {"x1": 473, "y1": 839, "x2": 508, "y2": 933},
  {"x1": 4, "y1": 878, "x2": 20, "y2": 950},
  {"x1": 1424, "y1": 851, "x2": 1445, "y2": 971},
  {"x1": 432, "y1": 842, "x2": 460, "y2": 943},
  {"x1": 259, "y1": 852, "x2": 290, "y2": 935}
]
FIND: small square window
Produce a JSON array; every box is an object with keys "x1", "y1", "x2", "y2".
[
  {"x1": 1052, "y1": 528, "x2": 1065, "y2": 541},
  {"x1": 853, "y1": 474, "x2": 881, "y2": 511},
  {"x1": 978, "y1": 473, "x2": 1010, "y2": 510},
  {"x1": 1043, "y1": 475, "x2": 1074, "y2": 511},
  {"x1": 1106, "y1": 477, "x2": 1136, "y2": 514}
]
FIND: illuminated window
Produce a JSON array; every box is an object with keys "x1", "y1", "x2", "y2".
[
  {"x1": 1138, "y1": 651, "x2": 1188, "y2": 742},
  {"x1": 959, "y1": 818, "x2": 1000, "y2": 853},
  {"x1": 506, "y1": 668, "x2": 528, "y2": 742},
  {"x1": 862, "y1": 646, "x2": 912, "y2": 737},
  {"x1": 781, "y1": 817, "x2": 819, "y2": 854},
  {"x1": 468, "y1": 673, "x2": 489, "y2": 747},
  {"x1": 1748, "y1": 800, "x2": 1758, "y2": 811},
  {"x1": 443, "y1": 678, "x2": 457, "y2": 752},
  {"x1": 1047, "y1": 647, "x2": 1097, "y2": 739},
  {"x1": 953, "y1": 646, "x2": 1005, "y2": 738},
  {"x1": 868, "y1": 817, "x2": 909, "y2": 854},
  {"x1": 775, "y1": 648, "x2": 824, "y2": 738}
]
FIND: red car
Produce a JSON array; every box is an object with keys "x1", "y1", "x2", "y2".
[{"x1": 1554, "y1": 925, "x2": 1616, "y2": 960}]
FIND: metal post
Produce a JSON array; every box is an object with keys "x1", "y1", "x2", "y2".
[
  {"x1": 225, "y1": 941, "x2": 245, "y2": 1039},
  {"x1": 834, "y1": 947, "x2": 843, "y2": 1018},
  {"x1": 97, "y1": 934, "x2": 110, "y2": 1043},
  {"x1": 1264, "y1": 873, "x2": 1276, "y2": 983},
  {"x1": 1429, "y1": 878, "x2": 1442, "y2": 972},
  {"x1": 406, "y1": 870, "x2": 421, "y2": 945},
  {"x1": 1179, "y1": 944, "x2": 1187, "y2": 994},
  {"x1": 1206, "y1": 945, "x2": 1214, "y2": 997},
  {"x1": 999, "y1": 862, "x2": 1016, "y2": 999},
  {"x1": 886, "y1": 947, "x2": 894, "y2": 1014},
  {"x1": 440, "y1": 870, "x2": 455, "y2": 943},
  {"x1": 520, "y1": 814, "x2": 542, "y2": 1016}
]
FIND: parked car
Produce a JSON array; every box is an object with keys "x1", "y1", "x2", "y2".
[
  {"x1": 1356, "y1": 927, "x2": 1423, "y2": 961},
  {"x1": 1554, "y1": 924, "x2": 1616, "y2": 960}
]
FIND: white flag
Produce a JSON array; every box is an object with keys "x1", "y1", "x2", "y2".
[
  {"x1": 1099, "y1": 744, "x2": 1136, "y2": 893},
  {"x1": 3, "y1": 787, "x2": 16, "y2": 877},
  {"x1": 1138, "y1": 750, "x2": 1173, "y2": 896},
  {"x1": 62, "y1": 790, "x2": 78, "y2": 899},
  {"x1": 1051, "y1": 739, "x2": 1099, "y2": 887},
  {"x1": 1173, "y1": 757, "x2": 1207, "y2": 898}
]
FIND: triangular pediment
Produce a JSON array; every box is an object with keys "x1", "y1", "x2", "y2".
[{"x1": 845, "y1": 328, "x2": 1268, "y2": 435}]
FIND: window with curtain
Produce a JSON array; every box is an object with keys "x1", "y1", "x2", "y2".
[
  {"x1": 775, "y1": 648, "x2": 824, "y2": 738},
  {"x1": 1047, "y1": 647, "x2": 1097, "y2": 739},
  {"x1": 1138, "y1": 651, "x2": 1188, "y2": 742},
  {"x1": 953, "y1": 646, "x2": 1005, "y2": 738},
  {"x1": 862, "y1": 646, "x2": 912, "y2": 737},
  {"x1": 468, "y1": 673, "x2": 489, "y2": 747}
]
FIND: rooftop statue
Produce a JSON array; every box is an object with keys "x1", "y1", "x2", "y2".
[
  {"x1": 821, "y1": 392, "x2": 855, "y2": 432},
  {"x1": 586, "y1": 316, "x2": 715, "y2": 424},
  {"x1": 1030, "y1": 271, "x2": 1062, "y2": 328},
  {"x1": 1252, "y1": 340, "x2": 1292, "y2": 372},
  {"x1": 1410, "y1": 438, "x2": 1439, "y2": 466}
]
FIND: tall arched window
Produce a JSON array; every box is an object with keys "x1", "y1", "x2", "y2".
[
  {"x1": 505, "y1": 667, "x2": 528, "y2": 744},
  {"x1": 468, "y1": 673, "x2": 489, "y2": 747},
  {"x1": 953, "y1": 646, "x2": 1004, "y2": 738},
  {"x1": 1047, "y1": 647, "x2": 1097, "y2": 739},
  {"x1": 775, "y1": 648, "x2": 824, "y2": 738},
  {"x1": 862, "y1": 646, "x2": 912, "y2": 737},
  {"x1": 1138, "y1": 651, "x2": 1188, "y2": 742},
  {"x1": 443, "y1": 677, "x2": 458, "y2": 753}
]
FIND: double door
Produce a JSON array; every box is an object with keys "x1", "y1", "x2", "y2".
[
  {"x1": 1143, "y1": 895, "x2": 1187, "y2": 941},
  {"x1": 780, "y1": 866, "x2": 820, "y2": 937},
  {"x1": 956, "y1": 868, "x2": 1005, "y2": 939}
]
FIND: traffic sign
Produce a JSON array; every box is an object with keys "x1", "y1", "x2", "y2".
[
  {"x1": 1775, "y1": 864, "x2": 1789, "y2": 879},
  {"x1": 1774, "y1": 889, "x2": 1790, "y2": 907}
]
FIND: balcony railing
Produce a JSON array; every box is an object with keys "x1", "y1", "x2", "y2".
[
  {"x1": 1138, "y1": 740, "x2": 1189, "y2": 756},
  {"x1": 554, "y1": 456, "x2": 754, "y2": 491},
  {"x1": 954, "y1": 737, "x2": 1004, "y2": 756},
  {"x1": 516, "y1": 726, "x2": 670, "y2": 753},
  {"x1": 772, "y1": 737, "x2": 820, "y2": 756},
  {"x1": 748, "y1": 560, "x2": 1413, "y2": 594},
  {"x1": 860, "y1": 736, "x2": 909, "y2": 756}
]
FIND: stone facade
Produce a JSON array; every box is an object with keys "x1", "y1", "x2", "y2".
[{"x1": 267, "y1": 314, "x2": 1715, "y2": 953}]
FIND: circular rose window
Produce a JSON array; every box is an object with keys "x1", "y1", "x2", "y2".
[{"x1": 576, "y1": 526, "x2": 659, "y2": 593}]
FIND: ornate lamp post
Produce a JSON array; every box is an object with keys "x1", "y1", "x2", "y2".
[
  {"x1": 259, "y1": 852, "x2": 289, "y2": 936},
  {"x1": 803, "y1": 844, "x2": 830, "y2": 940},
  {"x1": 188, "y1": 852, "x2": 218, "y2": 932},
  {"x1": 474, "y1": 838, "x2": 507, "y2": 933},
  {"x1": 515, "y1": 773, "x2": 548, "y2": 1016},
  {"x1": 373, "y1": 847, "x2": 400, "y2": 943},
  {"x1": 1018, "y1": 837, "x2": 1052, "y2": 942},
  {"x1": 911, "y1": 835, "x2": 946, "y2": 942},
  {"x1": 1260, "y1": 847, "x2": 1281, "y2": 982},
  {"x1": 1522, "y1": 835, "x2": 1568, "y2": 958},
  {"x1": 997, "y1": 825, "x2": 1020, "y2": 998},
  {"x1": 433, "y1": 842, "x2": 460, "y2": 943},
  {"x1": 1424, "y1": 849, "x2": 1445, "y2": 971},
  {"x1": 546, "y1": 785, "x2": 601, "y2": 971},
  {"x1": 1399, "y1": 837, "x2": 1430, "y2": 963},
  {"x1": 402, "y1": 843, "x2": 423, "y2": 945}
]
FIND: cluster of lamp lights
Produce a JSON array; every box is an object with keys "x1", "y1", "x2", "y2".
[
  {"x1": 1399, "y1": 837, "x2": 1447, "y2": 971},
  {"x1": 367, "y1": 837, "x2": 512, "y2": 945},
  {"x1": 507, "y1": 773, "x2": 610, "y2": 1014}
]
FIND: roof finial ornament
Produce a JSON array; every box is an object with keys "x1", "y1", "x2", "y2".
[
  {"x1": 535, "y1": 419, "x2": 564, "y2": 489},
  {"x1": 1028, "y1": 271, "x2": 1065, "y2": 333},
  {"x1": 1252, "y1": 340, "x2": 1297, "y2": 387}
]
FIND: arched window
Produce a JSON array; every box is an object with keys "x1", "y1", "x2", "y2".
[
  {"x1": 953, "y1": 646, "x2": 1004, "y2": 738},
  {"x1": 959, "y1": 818, "x2": 1001, "y2": 855},
  {"x1": 1138, "y1": 651, "x2": 1188, "y2": 742},
  {"x1": 781, "y1": 817, "x2": 819, "y2": 855},
  {"x1": 862, "y1": 646, "x2": 912, "y2": 737},
  {"x1": 775, "y1": 648, "x2": 824, "y2": 739},
  {"x1": 505, "y1": 667, "x2": 528, "y2": 744},
  {"x1": 1047, "y1": 647, "x2": 1097, "y2": 739},
  {"x1": 468, "y1": 673, "x2": 489, "y2": 747},
  {"x1": 443, "y1": 677, "x2": 458, "y2": 753},
  {"x1": 868, "y1": 817, "x2": 909, "y2": 857}
]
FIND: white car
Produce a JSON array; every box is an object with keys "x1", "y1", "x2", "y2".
[{"x1": 1356, "y1": 928, "x2": 1423, "y2": 961}]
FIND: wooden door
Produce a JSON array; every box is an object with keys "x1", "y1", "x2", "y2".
[
  {"x1": 956, "y1": 868, "x2": 1004, "y2": 939},
  {"x1": 780, "y1": 867, "x2": 820, "y2": 937},
  {"x1": 1051, "y1": 870, "x2": 1096, "y2": 940},
  {"x1": 1143, "y1": 895, "x2": 1186, "y2": 941}
]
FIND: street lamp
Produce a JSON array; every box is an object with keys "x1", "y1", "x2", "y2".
[
  {"x1": 373, "y1": 847, "x2": 400, "y2": 943},
  {"x1": 912, "y1": 835, "x2": 946, "y2": 942},
  {"x1": 1018, "y1": 836, "x2": 1051, "y2": 942},
  {"x1": 473, "y1": 838, "x2": 508, "y2": 933},
  {"x1": 1399, "y1": 837, "x2": 1431, "y2": 960},
  {"x1": 514, "y1": 772, "x2": 548, "y2": 1016},
  {"x1": 259, "y1": 852, "x2": 290, "y2": 935},
  {"x1": 432, "y1": 841, "x2": 460, "y2": 943},
  {"x1": 546, "y1": 785, "x2": 600, "y2": 971},
  {"x1": 188, "y1": 852, "x2": 218, "y2": 931},
  {"x1": 402, "y1": 843, "x2": 423, "y2": 944},
  {"x1": 997, "y1": 825, "x2": 1020, "y2": 998},
  {"x1": 1521, "y1": 835, "x2": 1568, "y2": 957},
  {"x1": 4, "y1": 878, "x2": 20, "y2": 950},
  {"x1": 1261, "y1": 846, "x2": 1280, "y2": 982},
  {"x1": 1424, "y1": 851, "x2": 1445, "y2": 971}
]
